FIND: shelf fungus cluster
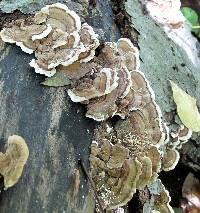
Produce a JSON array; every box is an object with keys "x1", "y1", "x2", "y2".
[
  {"x1": 0, "y1": 135, "x2": 29, "y2": 190},
  {"x1": 86, "y1": 40, "x2": 191, "y2": 211},
  {"x1": 0, "y1": 3, "x2": 99, "y2": 77},
  {"x1": 0, "y1": 3, "x2": 193, "y2": 212}
]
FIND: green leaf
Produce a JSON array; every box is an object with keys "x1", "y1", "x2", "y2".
[
  {"x1": 181, "y1": 7, "x2": 199, "y2": 26},
  {"x1": 41, "y1": 72, "x2": 72, "y2": 87},
  {"x1": 173, "y1": 208, "x2": 184, "y2": 213}
]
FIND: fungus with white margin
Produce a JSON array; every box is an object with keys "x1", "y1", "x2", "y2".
[
  {"x1": 64, "y1": 39, "x2": 135, "y2": 120},
  {"x1": 162, "y1": 149, "x2": 180, "y2": 172},
  {"x1": 90, "y1": 122, "x2": 164, "y2": 210},
  {"x1": 0, "y1": 135, "x2": 29, "y2": 189},
  {"x1": 169, "y1": 124, "x2": 192, "y2": 149},
  {"x1": 67, "y1": 67, "x2": 119, "y2": 102},
  {"x1": 90, "y1": 137, "x2": 142, "y2": 210},
  {"x1": 39, "y1": 3, "x2": 81, "y2": 32},
  {"x1": 78, "y1": 23, "x2": 100, "y2": 63},
  {"x1": 0, "y1": 18, "x2": 52, "y2": 54},
  {"x1": 76, "y1": 39, "x2": 140, "y2": 121},
  {"x1": 0, "y1": 3, "x2": 100, "y2": 77}
]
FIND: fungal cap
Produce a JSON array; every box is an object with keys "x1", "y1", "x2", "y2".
[
  {"x1": 40, "y1": 3, "x2": 81, "y2": 32},
  {"x1": 79, "y1": 23, "x2": 100, "y2": 63},
  {"x1": 29, "y1": 59, "x2": 56, "y2": 77},
  {"x1": 117, "y1": 38, "x2": 140, "y2": 71},
  {"x1": 162, "y1": 149, "x2": 180, "y2": 171},
  {"x1": 107, "y1": 158, "x2": 142, "y2": 210},
  {"x1": 31, "y1": 24, "x2": 52, "y2": 41},
  {"x1": 67, "y1": 68, "x2": 118, "y2": 103},
  {"x1": 136, "y1": 156, "x2": 152, "y2": 190},
  {"x1": 0, "y1": 135, "x2": 29, "y2": 189},
  {"x1": 0, "y1": 29, "x2": 16, "y2": 43}
]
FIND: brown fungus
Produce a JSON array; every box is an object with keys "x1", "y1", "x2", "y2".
[
  {"x1": 162, "y1": 149, "x2": 180, "y2": 172},
  {"x1": 78, "y1": 23, "x2": 100, "y2": 63},
  {"x1": 0, "y1": 18, "x2": 52, "y2": 54},
  {"x1": 0, "y1": 3, "x2": 100, "y2": 77},
  {"x1": 67, "y1": 67, "x2": 119, "y2": 102},
  {"x1": 90, "y1": 138, "x2": 142, "y2": 210},
  {"x1": 90, "y1": 123, "x2": 164, "y2": 210},
  {"x1": 71, "y1": 40, "x2": 140, "y2": 121},
  {"x1": 0, "y1": 135, "x2": 29, "y2": 189}
]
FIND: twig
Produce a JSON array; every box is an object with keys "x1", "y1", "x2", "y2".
[
  {"x1": 79, "y1": 158, "x2": 105, "y2": 213},
  {"x1": 192, "y1": 26, "x2": 200, "y2": 29}
]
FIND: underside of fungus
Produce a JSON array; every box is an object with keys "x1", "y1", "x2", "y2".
[{"x1": 0, "y1": 135, "x2": 29, "y2": 189}]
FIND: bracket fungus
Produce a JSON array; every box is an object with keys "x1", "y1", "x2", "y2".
[
  {"x1": 67, "y1": 38, "x2": 141, "y2": 121},
  {"x1": 0, "y1": 135, "x2": 29, "y2": 189},
  {"x1": 0, "y1": 3, "x2": 100, "y2": 77},
  {"x1": 85, "y1": 39, "x2": 191, "y2": 210},
  {"x1": 90, "y1": 121, "x2": 164, "y2": 210},
  {"x1": 0, "y1": 4, "x2": 193, "y2": 211},
  {"x1": 162, "y1": 149, "x2": 180, "y2": 172}
]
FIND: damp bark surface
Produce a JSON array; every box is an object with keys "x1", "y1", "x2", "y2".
[
  {"x1": 0, "y1": 0, "x2": 119, "y2": 212},
  {"x1": 0, "y1": 0, "x2": 200, "y2": 212}
]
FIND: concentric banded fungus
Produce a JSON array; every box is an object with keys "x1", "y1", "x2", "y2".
[
  {"x1": 143, "y1": 179, "x2": 174, "y2": 213},
  {"x1": 90, "y1": 138, "x2": 142, "y2": 210},
  {"x1": 170, "y1": 125, "x2": 192, "y2": 149},
  {"x1": 67, "y1": 67, "x2": 118, "y2": 102},
  {"x1": 68, "y1": 39, "x2": 140, "y2": 121},
  {"x1": 162, "y1": 149, "x2": 180, "y2": 171},
  {"x1": 0, "y1": 3, "x2": 100, "y2": 77},
  {"x1": 78, "y1": 23, "x2": 100, "y2": 63},
  {"x1": 0, "y1": 135, "x2": 29, "y2": 189},
  {"x1": 0, "y1": 18, "x2": 52, "y2": 54},
  {"x1": 39, "y1": 3, "x2": 81, "y2": 32},
  {"x1": 90, "y1": 122, "x2": 163, "y2": 210}
]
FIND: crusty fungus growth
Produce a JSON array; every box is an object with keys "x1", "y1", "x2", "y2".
[
  {"x1": 66, "y1": 38, "x2": 142, "y2": 121},
  {"x1": 143, "y1": 179, "x2": 174, "y2": 213},
  {"x1": 0, "y1": 135, "x2": 29, "y2": 189},
  {"x1": 0, "y1": 3, "x2": 100, "y2": 77},
  {"x1": 90, "y1": 138, "x2": 142, "y2": 210}
]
